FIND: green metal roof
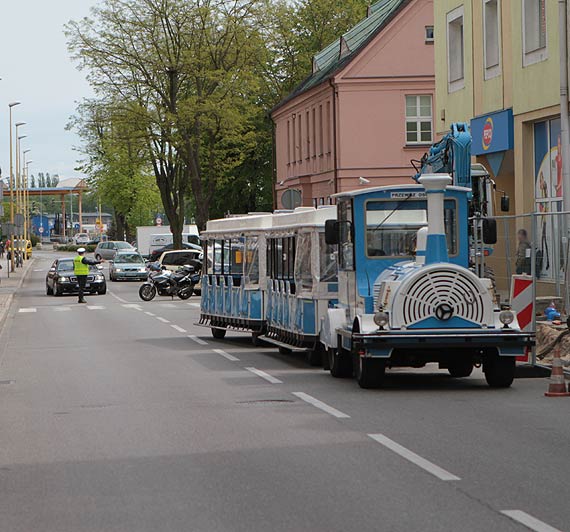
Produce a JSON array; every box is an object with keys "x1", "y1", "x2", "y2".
[{"x1": 273, "y1": 0, "x2": 408, "y2": 112}]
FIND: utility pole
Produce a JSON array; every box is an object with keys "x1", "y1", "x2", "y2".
[
  {"x1": 8, "y1": 102, "x2": 20, "y2": 273},
  {"x1": 560, "y1": 0, "x2": 570, "y2": 313}
]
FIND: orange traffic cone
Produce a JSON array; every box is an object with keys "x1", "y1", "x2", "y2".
[{"x1": 545, "y1": 344, "x2": 570, "y2": 397}]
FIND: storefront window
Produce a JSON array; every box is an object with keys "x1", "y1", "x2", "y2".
[{"x1": 534, "y1": 118, "x2": 563, "y2": 280}]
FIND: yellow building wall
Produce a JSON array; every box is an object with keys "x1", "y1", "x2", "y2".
[
  {"x1": 435, "y1": 0, "x2": 474, "y2": 134},
  {"x1": 510, "y1": 0, "x2": 560, "y2": 116}
]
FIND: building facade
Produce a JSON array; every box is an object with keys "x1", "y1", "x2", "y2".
[
  {"x1": 435, "y1": 0, "x2": 565, "y2": 287},
  {"x1": 272, "y1": 0, "x2": 435, "y2": 209}
]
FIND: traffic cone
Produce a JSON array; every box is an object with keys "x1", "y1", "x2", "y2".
[{"x1": 544, "y1": 344, "x2": 570, "y2": 397}]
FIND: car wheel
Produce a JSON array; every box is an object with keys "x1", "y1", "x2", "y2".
[
  {"x1": 46, "y1": 283, "x2": 53, "y2": 296},
  {"x1": 98, "y1": 287, "x2": 107, "y2": 295},
  {"x1": 54, "y1": 282, "x2": 63, "y2": 297},
  {"x1": 95, "y1": 254, "x2": 102, "y2": 261}
]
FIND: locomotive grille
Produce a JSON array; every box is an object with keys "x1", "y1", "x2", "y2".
[{"x1": 395, "y1": 268, "x2": 488, "y2": 328}]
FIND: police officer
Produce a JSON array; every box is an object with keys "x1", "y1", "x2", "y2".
[{"x1": 74, "y1": 248, "x2": 103, "y2": 304}]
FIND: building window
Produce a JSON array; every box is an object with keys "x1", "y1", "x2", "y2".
[
  {"x1": 298, "y1": 113, "x2": 302, "y2": 162},
  {"x1": 483, "y1": 0, "x2": 501, "y2": 79},
  {"x1": 292, "y1": 115, "x2": 296, "y2": 165},
  {"x1": 405, "y1": 95, "x2": 433, "y2": 145},
  {"x1": 523, "y1": 0, "x2": 547, "y2": 66},
  {"x1": 287, "y1": 120, "x2": 291, "y2": 165},
  {"x1": 325, "y1": 101, "x2": 331, "y2": 154},
  {"x1": 306, "y1": 111, "x2": 310, "y2": 160},
  {"x1": 446, "y1": 6, "x2": 465, "y2": 93},
  {"x1": 318, "y1": 105, "x2": 324, "y2": 155},
  {"x1": 312, "y1": 108, "x2": 316, "y2": 158},
  {"x1": 425, "y1": 25, "x2": 434, "y2": 43}
]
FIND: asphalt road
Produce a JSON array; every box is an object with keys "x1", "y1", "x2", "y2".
[{"x1": 0, "y1": 250, "x2": 568, "y2": 532}]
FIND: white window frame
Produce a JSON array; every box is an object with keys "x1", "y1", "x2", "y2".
[
  {"x1": 446, "y1": 6, "x2": 465, "y2": 93},
  {"x1": 522, "y1": 0, "x2": 548, "y2": 67},
  {"x1": 405, "y1": 95, "x2": 433, "y2": 145},
  {"x1": 425, "y1": 25, "x2": 434, "y2": 43},
  {"x1": 483, "y1": 0, "x2": 501, "y2": 80}
]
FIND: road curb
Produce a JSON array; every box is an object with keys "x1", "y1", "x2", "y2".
[{"x1": 0, "y1": 257, "x2": 36, "y2": 330}]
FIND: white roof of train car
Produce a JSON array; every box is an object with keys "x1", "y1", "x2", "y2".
[
  {"x1": 270, "y1": 206, "x2": 336, "y2": 231},
  {"x1": 203, "y1": 212, "x2": 274, "y2": 236}
]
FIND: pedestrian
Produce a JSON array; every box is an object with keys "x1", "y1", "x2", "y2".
[
  {"x1": 515, "y1": 228, "x2": 532, "y2": 275},
  {"x1": 74, "y1": 247, "x2": 104, "y2": 304},
  {"x1": 0, "y1": 241, "x2": 4, "y2": 259}
]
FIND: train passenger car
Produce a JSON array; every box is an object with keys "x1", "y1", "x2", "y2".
[
  {"x1": 262, "y1": 206, "x2": 337, "y2": 365},
  {"x1": 322, "y1": 174, "x2": 534, "y2": 389},
  {"x1": 199, "y1": 213, "x2": 273, "y2": 340}
]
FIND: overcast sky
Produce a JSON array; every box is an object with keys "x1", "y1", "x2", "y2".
[{"x1": 0, "y1": 0, "x2": 97, "y2": 183}]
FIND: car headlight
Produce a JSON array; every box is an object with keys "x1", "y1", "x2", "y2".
[
  {"x1": 499, "y1": 310, "x2": 515, "y2": 326},
  {"x1": 374, "y1": 311, "x2": 389, "y2": 327},
  {"x1": 59, "y1": 276, "x2": 69, "y2": 282},
  {"x1": 95, "y1": 275, "x2": 105, "y2": 281},
  {"x1": 115, "y1": 268, "x2": 122, "y2": 272},
  {"x1": 139, "y1": 268, "x2": 147, "y2": 273}
]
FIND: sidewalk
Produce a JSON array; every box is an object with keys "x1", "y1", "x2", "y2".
[{"x1": 0, "y1": 256, "x2": 36, "y2": 325}]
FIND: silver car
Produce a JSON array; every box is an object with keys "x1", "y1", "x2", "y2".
[
  {"x1": 109, "y1": 251, "x2": 148, "y2": 282},
  {"x1": 94, "y1": 241, "x2": 135, "y2": 260}
]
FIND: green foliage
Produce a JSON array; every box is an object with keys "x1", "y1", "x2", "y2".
[
  {"x1": 55, "y1": 244, "x2": 97, "y2": 253},
  {"x1": 66, "y1": 0, "x2": 371, "y2": 234},
  {"x1": 29, "y1": 234, "x2": 40, "y2": 247}
]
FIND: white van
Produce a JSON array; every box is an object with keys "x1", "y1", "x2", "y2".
[{"x1": 148, "y1": 233, "x2": 201, "y2": 257}]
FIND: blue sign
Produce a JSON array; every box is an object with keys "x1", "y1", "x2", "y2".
[{"x1": 470, "y1": 108, "x2": 514, "y2": 156}]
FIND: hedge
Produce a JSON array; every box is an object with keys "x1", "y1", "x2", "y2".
[{"x1": 55, "y1": 244, "x2": 97, "y2": 253}]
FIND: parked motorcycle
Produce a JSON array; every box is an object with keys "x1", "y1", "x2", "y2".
[{"x1": 138, "y1": 263, "x2": 201, "y2": 302}]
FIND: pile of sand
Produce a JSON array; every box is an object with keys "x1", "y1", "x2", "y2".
[{"x1": 536, "y1": 323, "x2": 570, "y2": 364}]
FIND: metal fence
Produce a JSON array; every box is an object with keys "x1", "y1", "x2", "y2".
[{"x1": 487, "y1": 211, "x2": 570, "y2": 363}]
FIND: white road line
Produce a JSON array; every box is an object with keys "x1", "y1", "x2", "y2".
[
  {"x1": 54, "y1": 307, "x2": 72, "y2": 312},
  {"x1": 213, "y1": 349, "x2": 239, "y2": 362},
  {"x1": 33, "y1": 269, "x2": 44, "y2": 272},
  {"x1": 368, "y1": 434, "x2": 460, "y2": 481},
  {"x1": 188, "y1": 335, "x2": 208, "y2": 346},
  {"x1": 144, "y1": 311, "x2": 155, "y2": 317},
  {"x1": 292, "y1": 392, "x2": 349, "y2": 419},
  {"x1": 501, "y1": 511, "x2": 562, "y2": 532},
  {"x1": 156, "y1": 317, "x2": 170, "y2": 324},
  {"x1": 86, "y1": 306, "x2": 106, "y2": 310},
  {"x1": 161, "y1": 303, "x2": 176, "y2": 308},
  {"x1": 246, "y1": 367, "x2": 283, "y2": 384},
  {"x1": 110, "y1": 292, "x2": 128, "y2": 304},
  {"x1": 18, "y1": 308, "x2": 37, "y2": 313},
  {"x1": 171, "y1": 325, "x2": 187, "y2": 333},
  {"x1": 122, "y1": 304, "x2": 142, "y2": 310},
  {"x1": 187, "y1": 302, "x2": 201, "y2": 308}
]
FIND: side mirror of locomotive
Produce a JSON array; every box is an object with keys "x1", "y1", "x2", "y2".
[
  {"x1": 324, "y1": 220, "x2": 339, "y2": 245},
  {"x1": 482, "y1": 218, "x2": 498, "y2": 245},
  {"x1": 501, "y1": 195, "x2": 510, "y2": 212}
]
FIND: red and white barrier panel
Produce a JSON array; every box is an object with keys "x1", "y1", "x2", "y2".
[{"x1": 510, "y1": 275, "x2": 533, "y2": 362}]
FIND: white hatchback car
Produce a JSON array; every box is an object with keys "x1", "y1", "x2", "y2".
[{"x1": 74, "y1": 233, "x2": 90, "y2": 245}]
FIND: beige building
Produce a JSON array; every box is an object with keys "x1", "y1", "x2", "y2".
[{"x1": 435, "y1": 0, "x2": 566, "y2": 289}]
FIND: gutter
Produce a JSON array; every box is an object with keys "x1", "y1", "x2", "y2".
[{"x1": 331, "y1": 79, "x2": 339, "y2": 196}]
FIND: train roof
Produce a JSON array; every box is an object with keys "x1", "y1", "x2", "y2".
[
  {"x1": 202, "y1": 206, "x2": 336, "y2": 237},
  {"x1": 332, "y1": 183, "x2": 472, "y2": 199}
]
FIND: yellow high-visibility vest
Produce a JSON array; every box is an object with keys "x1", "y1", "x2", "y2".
[{"x1": 74, "y1": 255, "x2": 89, "y2": 276}]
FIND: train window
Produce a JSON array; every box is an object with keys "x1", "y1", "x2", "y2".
[
  {"x1": 319, "y1": 234, "x2": 338, "y2": 283},
  {"x1": 206, "y1": 241, "x2": 214, "y2": 274},
  {"x1": 338, "y1": 199, "x2": 354, "y2": 270},
  {"x1": 245, "y1": 236, "x2": 259, "y2": 284},
  {"x1": 230, "y1": 238, "x2": 244, "y2": 275},
  {"x1": 365, "y1": 199, "x2": 457, "y2": 258},
  {"x1": 295, "y1": 233, "x2": 313, "y2": 291}
]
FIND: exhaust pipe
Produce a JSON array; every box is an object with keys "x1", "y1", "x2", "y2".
[{"x1": 418, "y1": 173, "x2": 452, "y2": 265}]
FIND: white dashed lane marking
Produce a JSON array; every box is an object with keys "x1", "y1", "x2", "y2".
[
  {"x1": 18, "y1": 308, "x2": 37, "y2": 313},
  {"x1": 187, "y1": 302, "x2": 201, "y2": 308},
  {"x1": 188, "y1": 335, "x2": 208, "y2": 346},
  {"x1": 53, "y1": 307, "x2": 72, "y2": 312},
  {"x1": 122, "y1": 304, "x2": 142, "y2": 310},
  {"x1": 86, "y1": 306, "x2": 106, "y2": 311},
  {"x1": 213, "y1": 349, "x2": 239, "y2": 362},
  {"x1": 144, "y1": 312, "x2": 155, "y2": 317},
  {"x1": 292, "y1": 392, "x2": 349, "y2": 419},
  {"x1": 246, "y1": 367, "x2": 282, "y2": 384},
  {"x1": 171, "y1": 325, "x2": 187, "y2": 333},
  {"x1": 156, "y1": 317, "x2": 170, "y2": 324},
  {"x1": 501, "y1": 510, "x2": 562, "y2": 532},
  {"x1": 368, "y1": 434, "x2": 460, "y2": 482}
]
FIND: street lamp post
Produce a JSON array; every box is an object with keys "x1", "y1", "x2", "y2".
[
  {"x1": 15, "y1": 125, "x2": 26, "y2": 224},
  {"x1": 8, "y1": 102, "x2": 21, "y2": 273},
  {"x1": 23, "y1": 152, "x2": 31, "y2": 244}
]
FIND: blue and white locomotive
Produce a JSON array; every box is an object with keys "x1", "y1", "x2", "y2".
[{"x1": 321, "y1": 174, "x2": 534, "y2": 388}]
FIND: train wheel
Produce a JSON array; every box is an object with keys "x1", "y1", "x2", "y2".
[
  {"x1": 306, "y1": 344, "x2": 324, "y2": 367},
  {"x1": 448, "y1": 360, "x2": 474, "y2": 378},
  {"x1": 483, "y1": 354, "x2": 515, "y2": 388},
  {"x1": 328, "y1": 343, "x2": 352, "y2": 378},
  {"x1": 355, "y1": 356, "x2": 386, "y2": 389},
  {"x1": 251, "y1": 333, "x2": 263, "y2": 347},
  {"x1": 211, "y1": 327, "x2": 226, "y2": 339}
]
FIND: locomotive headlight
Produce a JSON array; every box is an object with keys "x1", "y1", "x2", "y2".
[
  {"x1": 499, "y1": 310, "x2": 515, "y2": 326},
  {"x1": 374, "y1": 311, "x2": 389, "y2": 328}
]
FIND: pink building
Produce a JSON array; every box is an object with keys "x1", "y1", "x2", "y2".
[{"x1": 271, "y1": 0, "x2": 435, "y2": 208}]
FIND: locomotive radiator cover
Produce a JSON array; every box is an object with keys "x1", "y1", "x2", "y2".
[{"x1": 390, "y1": 263, "x2": 494, "y2": 330}]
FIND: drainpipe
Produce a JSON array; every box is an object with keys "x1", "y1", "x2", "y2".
[
  {"x1": 559, "y1": 0, "x2": 570, "y2": 312},
  {"x1": 330, "y1": 80, "x2": 339, "y2": 196}
]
